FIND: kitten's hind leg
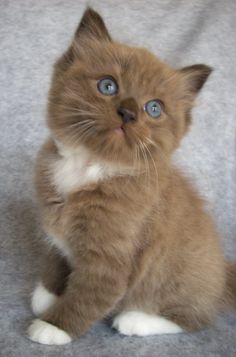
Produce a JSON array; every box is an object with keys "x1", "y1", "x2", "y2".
[
  {"x1": 112, "y1": 311, "x2": 183, "y2": 336},
  {"x1": 31, "y1": 248, "x2": 71, "y2": 316}
]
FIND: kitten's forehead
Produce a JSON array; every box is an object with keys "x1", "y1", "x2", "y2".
[{"x1": 80, "y1": 40, "x2": 175, "y2": 95}]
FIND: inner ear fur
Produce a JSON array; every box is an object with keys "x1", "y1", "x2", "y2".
[{"x1": 180, "y1": 64, "x2": 213, "y2": 96}]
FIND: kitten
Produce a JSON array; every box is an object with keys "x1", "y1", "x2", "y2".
[{"x1": 28, "y1": 8, "x2": 236, "y2": 345}]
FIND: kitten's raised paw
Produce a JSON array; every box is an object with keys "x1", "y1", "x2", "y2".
[
  {"x1": 28, "y1": 319, "x2": 72, "y2": 345},
  {"x1": 112, "y1": 311, "x2": 183, "y2": 336},
  {"x1": 31, "y1": 282, "x2": 57, "y2": 316}
]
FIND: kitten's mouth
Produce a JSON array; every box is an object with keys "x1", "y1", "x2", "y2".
[{"x1": 114, "y1": 125, "x2": 125, "y2": 135}]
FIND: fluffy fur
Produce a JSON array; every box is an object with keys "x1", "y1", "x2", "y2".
[{"x1": 28, "y1": 8, "x2": 236, "y2": 344}]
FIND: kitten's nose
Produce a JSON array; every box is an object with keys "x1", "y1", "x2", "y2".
[
  {"x1": 117, "y1": 98, "x2": 138, "y2": 123},
  {"x1": 117, "y1": 107, "x2": 136, "y2": 123}
]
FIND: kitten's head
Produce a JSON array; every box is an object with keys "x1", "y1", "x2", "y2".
[{"x1": 48, "y1": 8, "x2": 212, "y2": 166}]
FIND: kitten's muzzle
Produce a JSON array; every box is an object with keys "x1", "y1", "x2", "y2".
[
  {"x1": 117, "y1": 97, "x2": 138, "y2": 124},
  {"x1": 117, "y1": 107, "x2": 136, "y2": 123}
]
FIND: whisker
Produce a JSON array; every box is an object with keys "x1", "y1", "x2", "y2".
[
  {"x1": 48, "y1": 102, "x2": 97, "y2": 116},
  {"x1": 49, "y1": 94, "x2": 100, "y2": 113},
  {"x1": 134, "y1": 143, "x2": 142, "y2": 174},
  {"x1": 60, "y1": 112, "x2": 97, "y2": 119},
  {"x1": 142, "y1": 141, "x2": 159, "y2": 186},
  {"x1": 144, "y1": 136, "x2": 157, "y2": 148},
  {"x1": 68, "y1": 119, "x2": 95, "y2": 128},
  {"x1": 142, "y1": 136, "x2": 159, "y2": 180},
  {"x1": 61, "y1": 92, "x2": 100, "y2": 111},
  {"x1": 70, "y1": 125, "x2": 96, "y2": 145},
  {"x1": 137, "y1": 138, "x2": 150, "y2": 187},
  {"x1": 70, "y1": 123, "x2": 95, "y2": 132}
]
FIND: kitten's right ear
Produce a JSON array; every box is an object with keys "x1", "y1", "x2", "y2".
[
  {"x1": 74, "y1": 7, "x2": 112, "y2": 43},
  {"x1": 55, "y1": 8, "x2": 111, "y2": 73}
]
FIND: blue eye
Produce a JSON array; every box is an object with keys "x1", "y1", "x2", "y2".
[
  {"x1": 144, "y1": 99, "x2": 162, "y2": 118},
  {"x1": 97, "y1": 77, "x2": 118, "y2": 96}
]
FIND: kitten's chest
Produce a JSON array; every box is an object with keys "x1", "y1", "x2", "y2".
[
  {"x1": 51, "y1": 144, "x2": 137, "y2": 195},
  {"x1": 52, "y1": 153, "x2": 103, "y2": 195}
]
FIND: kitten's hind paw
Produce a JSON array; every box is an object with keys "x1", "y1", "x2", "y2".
[
  {"x1": 113, "y1": 311, "x2": 183, "y2": 336},
  {"x1": 28, "y1": 319, "x2": 72, "y2": 345}
]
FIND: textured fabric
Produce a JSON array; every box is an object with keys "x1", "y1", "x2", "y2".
[{"x1": 0, "y1": 0, "x2": 236, "y2": 355}]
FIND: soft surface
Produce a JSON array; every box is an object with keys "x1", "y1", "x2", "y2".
[{"x1": 0, "y1": 0, "x2": 236, "y2": 356}]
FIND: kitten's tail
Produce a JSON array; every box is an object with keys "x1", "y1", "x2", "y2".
[{"x1": 225, "y1": 262, "x2": 236, "y2": 309}]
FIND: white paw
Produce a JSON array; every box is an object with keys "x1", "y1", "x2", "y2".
[
  {"x1": 112, "y1": 311, "x2": 183, "y2": 336},
  {"x1": 31, "y1": 282, "x2": 57, "y2": 316},
  {"x1": 28, "y1": 319, "x2": 72, "y2": 345}
]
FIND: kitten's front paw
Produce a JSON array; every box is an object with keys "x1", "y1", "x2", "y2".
[
  {"x1": 28, "y1": 319, "x2": 72, "y2": 345},
  {"x1": 31, "y1": 282, "x2": 57, "y2": 316}
]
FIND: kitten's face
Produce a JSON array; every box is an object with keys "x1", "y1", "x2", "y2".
[{"x1": 48, "y1": 8, "x2": 211, "y2": 166}]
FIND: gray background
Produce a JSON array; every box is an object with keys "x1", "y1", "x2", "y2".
[{"x1": 0, "y1": 0, "x2": 236, "y2": 356}]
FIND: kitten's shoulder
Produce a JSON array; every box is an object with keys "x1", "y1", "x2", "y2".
[
  {"x1": 168, "y1": 164, "x2": 206, "y2": 207},
  {"x1": 37, "y1": 137, "x2": 59, "y2": 158}
]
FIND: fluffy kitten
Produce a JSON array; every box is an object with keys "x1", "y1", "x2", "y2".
[{"x1": 28, "y1": 8, "x2": 236, "y2": 345}]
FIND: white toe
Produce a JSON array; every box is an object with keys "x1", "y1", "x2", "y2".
[
  {"x1": 28, "y1": 319, "x2": 72, "y2": 345},
  {"x1": 31, "y1": 282, "x2": 57, "y2": 316},
  {"x1": 113, "y1": 311, "x2": 183, "y2": 336}
]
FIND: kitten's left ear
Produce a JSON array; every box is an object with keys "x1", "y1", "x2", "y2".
[{"x1": 180, "y1": 64, "x2": 213, "y2": 97}]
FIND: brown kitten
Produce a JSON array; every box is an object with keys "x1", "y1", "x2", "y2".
[{"x1": 28, "y1": 8, "x2": 236, "y2": 345}]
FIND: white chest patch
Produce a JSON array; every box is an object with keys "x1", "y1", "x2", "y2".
[
  {"x1": 48, "y1": 235, "x2": 72, "y2": 260},
  {"x1": 52, "y1": 145, "x2": 116, "y2": 195}
]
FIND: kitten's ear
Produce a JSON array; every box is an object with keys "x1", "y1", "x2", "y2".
[
  {"x1": 74, "y1": 7, "x2": 111, "y2": 43},
  {"x1": 54, "y1": 8, "x2": 111, "y2": 74},
  {"x1": 180, "y1": 64, "x2": 213, "y2": 97}
]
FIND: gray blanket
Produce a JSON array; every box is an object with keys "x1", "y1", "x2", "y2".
[{"x1": 1, "y1": 0, "x2": 236, "y2": 356}]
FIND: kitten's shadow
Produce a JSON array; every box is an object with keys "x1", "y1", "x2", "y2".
[
  {"x1": 6, "y1": 196, "x2": 46, "y2": 284},
  {"x1": 4, "y1": 196, "x2": 48, "y2": 336}
]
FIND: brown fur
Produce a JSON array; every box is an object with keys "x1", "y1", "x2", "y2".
[{"x1": 34, "y1": 8, "x2": 235, "y2": 337}]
